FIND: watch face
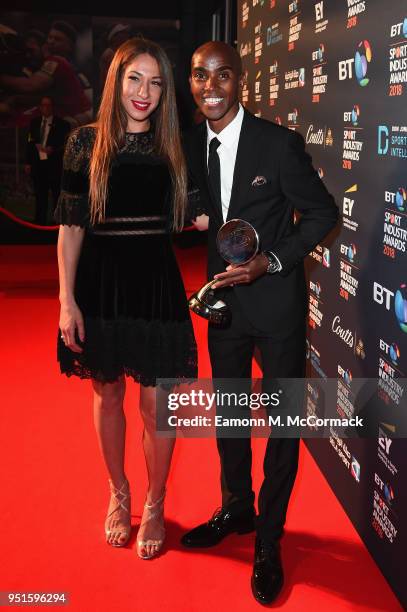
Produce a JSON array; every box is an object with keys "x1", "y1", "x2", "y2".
[{"x1": 265, "y1": 252, "x2": 279, "y2": 273}]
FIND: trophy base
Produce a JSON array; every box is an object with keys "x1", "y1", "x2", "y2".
[{"x1": 188, "y1": 290, "x2": 231, "y2": 327}]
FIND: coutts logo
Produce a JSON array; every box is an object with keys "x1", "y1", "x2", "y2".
[
  {"x1": 332, "y1": 315, "x2": 354, "y2": 348},
  {"x1": 306, "y1": 124, "x2": 333, "y2": 146},
  {"x1": 306, "y1": 124, "x2": 324, "y2": 145}
]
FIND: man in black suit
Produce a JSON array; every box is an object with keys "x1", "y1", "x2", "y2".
[
  {"x1": 25, "y1": 96, "x2": 70, "y2": 225},
  {"x1": 181, "y1": 42, "x2": 338, "y2": 605}
]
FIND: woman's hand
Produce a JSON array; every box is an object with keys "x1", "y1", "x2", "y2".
[
  {"x1": 59, "y1": 300, "x2": 85, "y2": 353},
  {"x1": 192, "y1": 214, "x2": 209, "y2": 231}
]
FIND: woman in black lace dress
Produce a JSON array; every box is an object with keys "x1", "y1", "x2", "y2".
[{"x1": 55, "y1": 38, "x2": 197, "y2": 559}]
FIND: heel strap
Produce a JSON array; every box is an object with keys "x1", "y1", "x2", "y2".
[
  {"x1": 142, "y1": 489, "x2": 166, "y2": 524},
  {"x1": 144, "y1": 489, "x2": 166, "y2": 510},
  {"x1": 107, "y1": 478, "x2": 130, "y2": 517}
]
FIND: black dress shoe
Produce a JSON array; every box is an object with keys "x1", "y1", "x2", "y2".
[
  {"x1": 181, "y1": 506, "x2": 255, "y2": 548},
  {"x1": 251, "y1": 538, "x2": 284, "y2": 605}
]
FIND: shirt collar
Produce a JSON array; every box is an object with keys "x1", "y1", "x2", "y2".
[{"x1": 207, "y1": 103, "x2": 244, "y2": 149}]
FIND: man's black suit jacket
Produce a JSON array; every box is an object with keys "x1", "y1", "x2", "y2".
[
  {"x1": 183, "y1": 109, "x2": 339, "y2": 339},
  {"x1": 26, "y1": 115, "x2": 71, "y2": 169}
]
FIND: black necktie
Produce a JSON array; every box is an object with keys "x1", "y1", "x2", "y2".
[
  {"x1": 40, "y1": 118, "x2": 46, "y2": 144},
  {"x1": 208, "y1": 137, "x2": 221, "y2": 209}
]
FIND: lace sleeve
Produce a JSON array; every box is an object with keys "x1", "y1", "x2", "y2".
[{"x1": 54, "y1": 126, "x2": 94, "y2": 227}]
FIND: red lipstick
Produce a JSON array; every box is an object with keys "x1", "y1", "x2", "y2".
[{"x1": 131, "y1": 100, "x2": 151, "y2": 111}]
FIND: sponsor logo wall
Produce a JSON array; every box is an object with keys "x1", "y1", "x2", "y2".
[{"x1": 238, "y1": 0, "x2": 406, "y2": 606}]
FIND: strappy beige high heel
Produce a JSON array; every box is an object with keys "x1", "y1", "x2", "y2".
[
  {"x1": 136, "y1": 490, "x2": 166, "y2": 560},
  {"x1": 105, "y1": 478, "x2": 131, "y2": 547}
]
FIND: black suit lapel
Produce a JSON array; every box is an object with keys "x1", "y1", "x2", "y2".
[{"x1": 226, "y1": 111, "x2": 264, "y2": 221}]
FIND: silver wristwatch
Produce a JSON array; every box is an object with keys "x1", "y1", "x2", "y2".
[{"x1": 263, "y1": 251, "x2": 280, "y2": 274}]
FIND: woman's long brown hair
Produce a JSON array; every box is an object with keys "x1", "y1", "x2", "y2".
[{"x1": 89, "y1": 37, "x2": 187, "y2": 231}]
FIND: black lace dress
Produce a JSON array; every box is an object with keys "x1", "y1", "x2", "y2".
[{"x1": 55, "y1": 126, "x2": 197, "y2": 386}]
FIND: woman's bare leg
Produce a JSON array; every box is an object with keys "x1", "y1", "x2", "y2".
[
  {"x1": 137, "y1": 385, "x2": 175, "y2": 557},
  {"x1": 92, "y1": 376, "x2": 131, "y2": 546}
]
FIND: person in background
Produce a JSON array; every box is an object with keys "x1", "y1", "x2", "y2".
[
  {"x1": 0, "y1": 21, "x2": 92, "y2": 127},
  {"x1": 25, "y1": 95, "x2": 70, "y2": 225},
  {"x1": 99, "y1": 23, "x2": 131, "y2": 89},
  {"x1": 24, "y1": 29, "x2": 46, "y2": 73}
]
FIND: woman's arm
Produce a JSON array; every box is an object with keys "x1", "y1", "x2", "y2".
[
  {"x1": 57, "y1": 225, "x2": 85, "y2": 353},
  {"x1": 55, "y1": 127, "x2": 94, "y2": 353}
]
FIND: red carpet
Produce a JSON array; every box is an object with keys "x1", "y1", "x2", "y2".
[{"x1": 0, "y1": 244, "x2": 402, "y2": 611}]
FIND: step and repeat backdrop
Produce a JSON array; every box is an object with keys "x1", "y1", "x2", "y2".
[{"x1": 237, "y1": 0, "x2": 406, "y2": 606}]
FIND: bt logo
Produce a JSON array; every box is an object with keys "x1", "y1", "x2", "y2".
[
  {"x1": 344, "y1": 105, "x2": 360, "y2": 126},
  {"x1": 396, "y1": 187, "x2": 406, "y2": 211},
  {"x1": 395, "y1": 284, "x2": 407, "y2": 332},
  {"x1": 288, "y1": 108, "x2": 299, "y2": 124},
  {"x1": 379, "y1": 339, "x2": 400, "y2": 365},
  {"x1": 307, "y1": 382, "x2": 319, "y2": 401},
  {"x1": 310, "y1": 280, "x2": 321, "y2": 296},
  {"x1": 289, "y1": 1, "x2": 299, "y2": 14},
  {"x1": 340, "y1": 243, "x2": 357, "y2": 262},
  {"x1": 312, "y1": 44, "x2": 325, "y2": 62},
  {"x1": 373, "y1": 282, "x2": 407, "y2": 333},
  {"x1": 373, "y1": 282, "x2": 394, "y2": 310},
  {"x1": 351, "y1": 457, "x2": 360, "y2": 482},
  {"x1": 338, "y1": 364, "x2": 352, "y2": 385},
  {"x1": 374, "y1": 473, "x2": 395, "y2": 504},
  {"x1": 390, "y1": 18, "x2": 407, "y2": 38},
  {"x1": 351, "y1": 104, "x2": 360, "y2": 126},
  {"x1": 339, "y1": 40, "x2": 372, "y2": 86},
  {"x1": 385, "y1": 188, "x2": 407, "y2": 212},
  {"x1": 322, "y1": 246, "x2": 330, "y2": 267},
  {"x1": 355, "y1": 40, "x2": 372, "y2": 86},
  {"x1": 384, "y1": 483, "x2": 395, "y2": 504}
]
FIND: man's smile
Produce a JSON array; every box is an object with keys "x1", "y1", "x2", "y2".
[{"x1": 203, "y1": 97, "x2": 225, "y2": 107}]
